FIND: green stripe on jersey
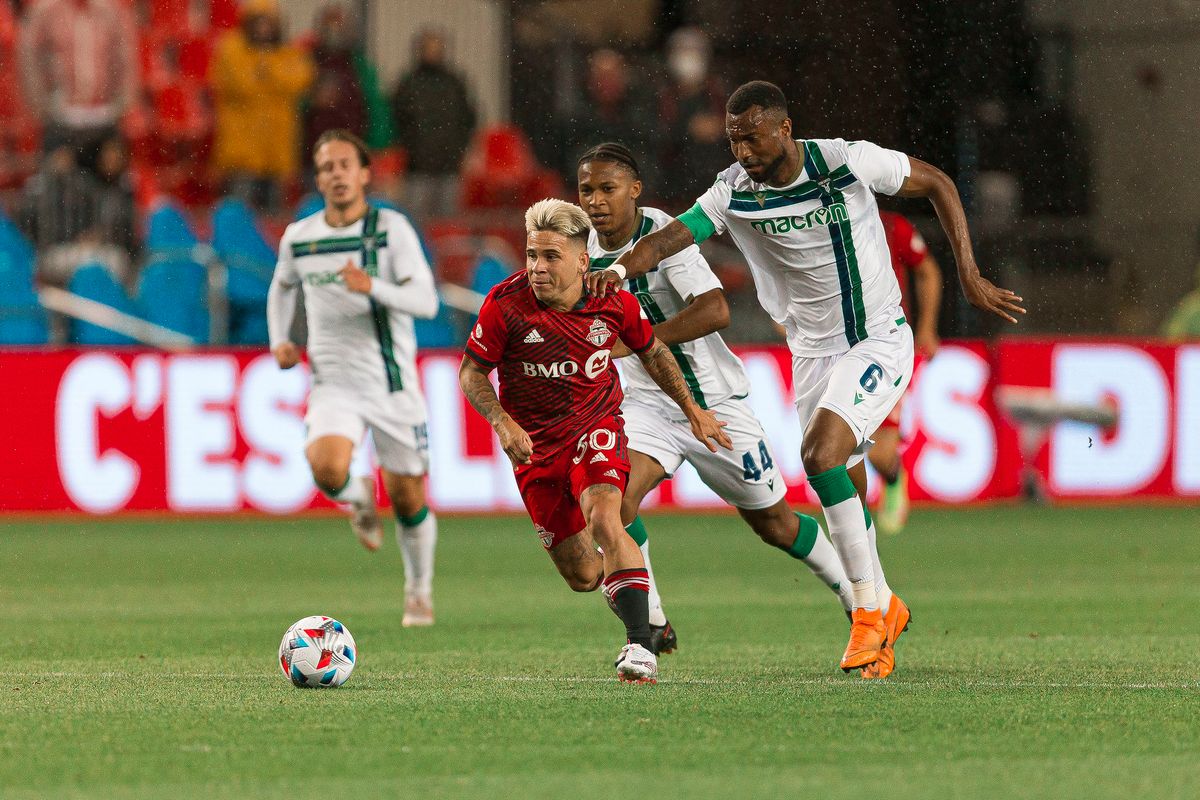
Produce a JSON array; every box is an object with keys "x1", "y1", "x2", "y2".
[
  {"x1": 631, "y1": 273, "x2": 706, "y2": 408},
  {"x1": 804, "y1": 141, "x2": 867, "y2": 345},
  {"x1": 360, "y1": 209, "x2": 403, "y2": 392},
  {"x1": 292, "y1": 230, "x2": 388, "y2": 258}
]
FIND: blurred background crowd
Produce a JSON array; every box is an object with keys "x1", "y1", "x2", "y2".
[{"x1": 1, "y1": 0, "x2": 1198, "y2": 349}]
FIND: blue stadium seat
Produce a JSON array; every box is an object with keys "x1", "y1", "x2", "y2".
[
  {"x1": 137, "y1": 258, "x2": 209, "y2": 343},
  {"x1": 470, "y1": 255, "x2": 512, "y2": 296},
  {"x1": 67, "y1": 263, "x2": 140, "y2": 345},
  {"x1": 0, "y1": 211, "x2": 48, "y2": 343},
  {"x1": 144, "y1": 201, "x2": 200, "y2": 254},
  {"x1": 211, "y1": 198, "x2": 274, "y2": 344}
]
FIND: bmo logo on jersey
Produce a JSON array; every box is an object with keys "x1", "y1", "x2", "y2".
[{"x1": 521, "y1": 351, "x2": 610, "y2": 379}]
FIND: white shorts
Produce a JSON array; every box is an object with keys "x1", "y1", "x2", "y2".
[
  {"x1": 304, "y1": 384, "x2": 429, "y2": 475},
  {"x1": 792, "y1": 318, "x2": 914, "y2": 468},
  {"x1": 624, "y1": 397, "x2": 787, "y2": 510}
]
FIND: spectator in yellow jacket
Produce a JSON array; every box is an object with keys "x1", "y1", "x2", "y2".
[{"x1": 210, "y1": 0, "x2": 313, "y2": 212}]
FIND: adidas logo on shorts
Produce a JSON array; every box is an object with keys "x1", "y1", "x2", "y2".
[
  {"x1": 523, "y1": 328, "x2": 544, "y2": 344},
  {"x1": 603, "y1": 469, "x2": 620, "y2": 479},
  {"x1": 590, "y1": 452, "x2": 608, "y2": 463}
]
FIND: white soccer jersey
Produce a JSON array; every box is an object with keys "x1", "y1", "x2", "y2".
[
  {"x1": 686, "y1": 138, "x2": 909, "y2": 357},
  {"x1": 267, "y1": 206, "x2": 438, "y2": 396},
  {"x1": 588, "y1": 206, "x2": 750, "y2": 411}
]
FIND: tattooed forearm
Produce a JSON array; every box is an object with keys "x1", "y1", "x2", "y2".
[
  {"x1": 617, "y1": 220, "x2": 696, "y2": 280},
  {"x1": 459, "y1": 358, "x2": 508, "y2": 426},
  {"x1": 637, "y1": 339, "x2": 694, "y2": 414}
]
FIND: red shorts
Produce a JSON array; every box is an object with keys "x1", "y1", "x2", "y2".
[{"x1": 514, "y1": 415, "x2": 630, "y2": 550}]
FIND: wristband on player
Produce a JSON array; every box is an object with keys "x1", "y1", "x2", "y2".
[{"x1": 607, "y1": 264, "x2": 627, "y2": 280}]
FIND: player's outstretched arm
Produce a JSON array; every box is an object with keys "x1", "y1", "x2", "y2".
[
  {"x1": 587, "y1": 220, "x2": 696, "y2": 298},
  {"x1": 609, "y1": 288, "x2": 729, "y2": 358},
  {"x1": 897, "y1": 158, "x2": 1026, "y2": 324},
  {"x1": 458, "y1": 356, "x2": 534, "y2": 466},
  {"x1": 635, "y1": 338, "x2": 731, "y2": 452}
]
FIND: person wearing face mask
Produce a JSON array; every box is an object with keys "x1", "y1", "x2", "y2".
[
  {"x1": 210, "y1": 0, "x2": 314, "y2": 212},
  {"x1": 301, "y1": 3, "x2": 392, "y2": 186},
  {"x1": 658, "y1": 27, "x2": 728, "y2": 208}
]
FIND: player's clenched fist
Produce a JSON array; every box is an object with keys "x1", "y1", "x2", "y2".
[
  {"x1": 272, "y1": 342, "x2": 301, "y2": 369},
  {"x1": 495, "y1": 416, "x2": 535, "y2": 466},
  {"x1": 339, "y1": 260, "x2": 372, "y2": 294},
  {"x1": 687, "y1": 406, "x2": 732, "y2": 453}
]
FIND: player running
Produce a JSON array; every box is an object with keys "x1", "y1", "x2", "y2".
[
  {"x1": 589, "y1": 81, "x2": 1024, "y2": 679},
  {"x1": 268, "y1": 129, "x2": 440, "y2": 628},
  {"x1": 870, "y1": 210, "x2": 943, "y2": 535},
  {"x1": 577, "y1": 142, "x2": 853, "y2": 655},
  {"x1": 459, "y1": 198, "x2": 731, "y2": 683}
]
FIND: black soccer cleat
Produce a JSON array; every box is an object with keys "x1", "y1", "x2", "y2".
[{"x1": 649, "y1": 621, "x2": 678, "y2": 655}]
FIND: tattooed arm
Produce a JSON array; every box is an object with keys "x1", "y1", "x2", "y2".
[
  {"x1": 458, "y1": 356, "x2": 533, "y2": 465},
  {"x1": 587, "y1": 220, "x2": 697, "y2": 297},
  {"x1": 634, "y1": 338, "x2": 732, "y2": 452}
]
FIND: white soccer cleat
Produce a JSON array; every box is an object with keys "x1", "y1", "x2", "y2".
[
  {"x1": 614, "y1": 643, "x2": 658, "y2": 684},
  {"x1": 402, "y1": 594, "x2": 435, "y2": 627},
  {"x1": 349, "y1": 476, "x2": 383, "y2": 551}
]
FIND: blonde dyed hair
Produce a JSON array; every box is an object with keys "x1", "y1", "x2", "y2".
[{"x1": 524, "y1": 198, "x2": 591, "y2": 244}]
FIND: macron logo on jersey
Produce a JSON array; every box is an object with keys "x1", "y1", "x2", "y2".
[{"x1": 523, "y1": 329, "x2": 545, "y2": 344}]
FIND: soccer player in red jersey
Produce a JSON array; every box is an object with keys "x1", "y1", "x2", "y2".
[
  {"x1": 871, "y1": 211, "x2": 943, "y2": 535},
  {"x1": 458, "y1": 198, "x2": 731, "y2": 683}
]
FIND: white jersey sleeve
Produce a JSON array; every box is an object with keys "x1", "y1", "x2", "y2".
[
  {"x1": 368, "y1": 212, "x2": 439, "y2": 320},
  {"x1": 267, "y1": 223, "x2": 302, "y2": 348},
  {"x1": 845, "y1": 140, "x2": 911, "y2": 196},
  {"x1": 659, "y1": 241, "x2": 723, "y2": 303}
]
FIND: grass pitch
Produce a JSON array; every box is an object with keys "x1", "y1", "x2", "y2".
[{"x1": 2, "y1": 506, "x2": 1198, "y2": 799}]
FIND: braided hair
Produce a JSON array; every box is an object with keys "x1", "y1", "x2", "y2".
[{"x1": 577, "y1": 142, "x2": 641, "y2": 180}]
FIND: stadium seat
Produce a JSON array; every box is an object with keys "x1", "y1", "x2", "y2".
[
  {"x1": 137, "y1": 258, "x2": 210, "y2": 343},
  {"x1": 67, "y1": 264, "x2": 140, "y2": 346},
  {"x1": 0, "y1": 214, "x2": 48, "y2": 344},
  {"x1": 460, "y1": 125, "x2": 563, "y2": 210},
  {"x1": 144, "y1": 201, "x2": 201, "y2": 253},
  {"x1": 211, "y1": 199, "x2": 275, "y2": 344},
  {"x1": 470, "y1": 255, "x2": 512, "y2": 296}
]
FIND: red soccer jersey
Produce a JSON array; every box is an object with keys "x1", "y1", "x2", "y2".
[
  {"x1": 464, "y1": 273, "x2": 655, "y2": 463},
  {"x1": 880, "y1": 211, "x2": 929, "y2": 319}
]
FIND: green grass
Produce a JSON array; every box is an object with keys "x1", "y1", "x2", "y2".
[{"x1": 2, "y1": 506, "x2": 1198, "y2": 799}]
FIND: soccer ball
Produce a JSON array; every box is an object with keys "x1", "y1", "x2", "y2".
[{"x1": 278, "y1": 616, "x2": 357, "y2": 688}]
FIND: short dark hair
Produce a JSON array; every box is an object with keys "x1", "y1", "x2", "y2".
[
  {"x1": 312, "y1": 129, "x2": 371, "y2": 167},
  {"x1": 576, "y1": 142, "x2": 641, "y2": 179},
  {"x1": 726, "y1": 81, "x2": 789, "y2": 117}
]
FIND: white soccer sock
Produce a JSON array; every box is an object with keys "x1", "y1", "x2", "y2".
[
  {"x1": 824, "y1": 495, "x2": 878, "y2": 611},
  {"x1": 326, "y1": 475, "x2": 367, "y2": 505},
  {"x1": 866, "y1": 518, "x2": 892, "y2": 615},
  {"x1": 640, "y1": 540, "x2": 667, "y2": 627},
  {"x1": 396, "y1": 508, "x2": 437, "y2": 599},
  {"x1": 802, "y1": 527, "x2": 854, "y2": 613}
]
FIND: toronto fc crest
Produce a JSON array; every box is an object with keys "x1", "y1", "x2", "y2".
[{"x1": 587, "y1": 318, "x2": 611, "y2": 346}]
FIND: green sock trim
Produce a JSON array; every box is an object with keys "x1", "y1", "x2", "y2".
[
  {"x1": 808, "y1": 465, "x2": 856, "y2": 507},
  {"x1": 397, "y1": 506, "x2": 429, "y2": 528},
  {"x1": 624, "y1": 515, "x2": 649, "y2": 547},
  {"x1": 786, "y1": 513, "x2": 820, "y2": 559},
  {"x1": 863, "y1": 505, "x2": 873, "y2": 530}
]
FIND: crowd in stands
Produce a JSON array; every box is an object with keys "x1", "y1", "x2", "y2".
[
  {"x1": 0, "y1": 1, "x2": 1121, "y2": 348},
  {"x1": 0, "y1": 0, "x2": 496, "y2": 348}
]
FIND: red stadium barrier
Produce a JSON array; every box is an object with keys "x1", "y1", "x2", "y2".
[{"x1": 0, "y1": 341, "x2": 1196, "y2": 514}]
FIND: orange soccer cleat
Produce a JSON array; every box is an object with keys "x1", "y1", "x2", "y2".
[
  {"x1": 841, "y1": 607, "x2": 886, "y2": 672},
  {"x1": 862, "y1": 594, "x2": 911, "y2": 680}
]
